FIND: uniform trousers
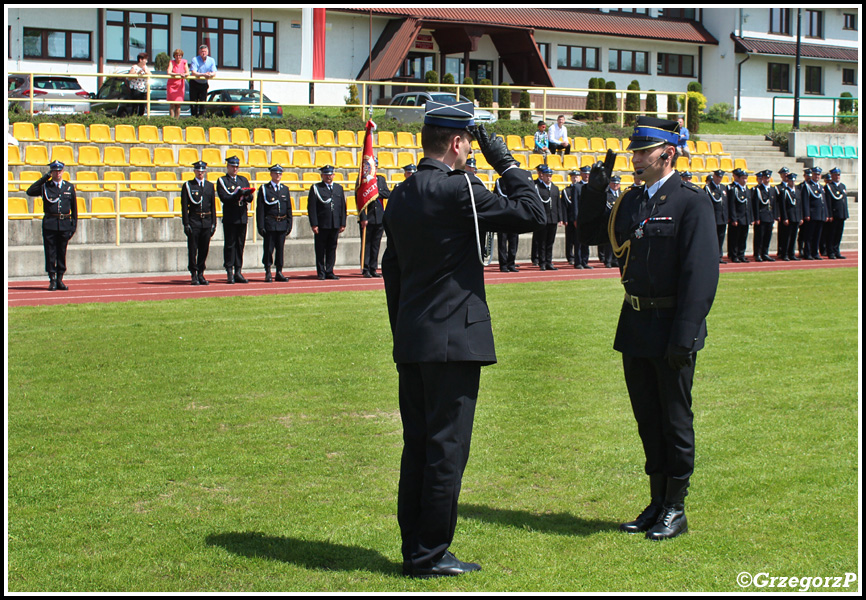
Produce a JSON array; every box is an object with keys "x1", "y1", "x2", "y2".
[
  {"x1": 728, "y1": 223, "x2": 749, "y2": 261},
  {"x1": 716, "y1": 224, "x2": 727, "y2": 260},
  {"x1": 622, "y1": 353, "x2": 696, "y2": 482},
  {"x1": 397, "y1": 361, "x2": 480, "y2": 567},
  {"x1": 43, "y1": 230, "x2": 70, "y2": 275},
  {"x1": 497, "y1": 232, "x2": 519, "y2": 269},
  {"x1": 223, "y1": 223, "x2": 247, "y2": 270},
  {"x1": 783, "y1": 222, "x2": 800, "y2": 259},
  {"x1": 536, "y1": 224, "x2": 558, "y2": 266},
  {"x1": 262, "y1": 231, "x2": 287, "y2": 270},
  {"x1": 753, "y1": 222, "x2": 773, "y2": 258},
  {"x1": 802, "y1": 220, "x2": 824, "y2": 258},
  {"x1": 361, "y1": 223, "x2": 384, "y2": 274},
  {"x1": 186, "y1": 227, "x2": 211, "y2": 274},
  {"x1": 314, "y1": 228, "x2": 340, "y2": 276}
]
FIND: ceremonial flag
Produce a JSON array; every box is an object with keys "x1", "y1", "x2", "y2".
[{"x1": 355, "y1": 119, "x2": 378, "y2": 215}]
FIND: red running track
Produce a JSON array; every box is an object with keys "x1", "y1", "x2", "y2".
[{"x1": 7, "y1": 253, "x2": 858, "y2": 307}]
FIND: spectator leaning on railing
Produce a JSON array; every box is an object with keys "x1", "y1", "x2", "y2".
[{"x1": 189, "y1": 45, "x2": 217, "y2": 117}]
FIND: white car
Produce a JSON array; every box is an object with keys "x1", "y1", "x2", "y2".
[{"x1": 385, "y1": 92, "x2": 497, "y2": 124}]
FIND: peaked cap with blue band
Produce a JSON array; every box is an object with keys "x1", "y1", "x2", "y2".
[
  {"x1": 627, "y1": 116, "x2": 681, "y2": 151},
  {"x1": 424, "y1": 99, "x2": 475, "y2": 129}
]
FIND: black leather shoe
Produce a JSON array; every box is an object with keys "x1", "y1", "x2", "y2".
[
  {"x1": 275, "y1": 271, "x2": 288, "y2": 282},
  {"x1": 191, "y1": 274, "x2": 199, "y2": 286},
  {"x1": 198, "y1": 274, "x2": 209, "y2": 286},
  {"x1": 620, "y1": 502, "x2": 663, "y2": 533},
  {"x1": 405, "y1": 551, "x2": 481, "y2": 579},
  {"x1": 508, "y1": 266, "x2": 519, "y2": 272},
  {"x1": 371, "y1": 272, "x2": 382, "y2": 278},
  {"x1": 48, "y1": 278, "x2": 57, "y2": 291},
  {"x1": 325, "y1": 273, "x2": 340, "y2": 280},
  {"x1": 56, "y1": 277, "x2": 68, "y2": 291},
  {"x1": 227, "y1": 270, "x2": 235, "y2": 284},
  {"x1": 234, "y1": 271, "x2": 249, "y2": 284},
  {"x1": 645, "y1": 504, "x2": 688, "y2": 540},
  {"x1": 265, "y1": 271, "x2": 273, "y2": 283}
]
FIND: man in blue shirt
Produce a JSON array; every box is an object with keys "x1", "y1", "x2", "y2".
[{"x1": 189, "y1": 44, "x2": 217, "y2": 117}]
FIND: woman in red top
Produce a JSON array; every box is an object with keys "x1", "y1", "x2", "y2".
[{"x1": 167, "y1": 48, "x2": 189, "y2": 118}]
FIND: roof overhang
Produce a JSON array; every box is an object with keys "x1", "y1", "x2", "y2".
[{"x1": 732, "y1": 34, "x2": 858, "y2": 63}]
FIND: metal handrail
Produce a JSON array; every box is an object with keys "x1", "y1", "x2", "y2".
[{"x1": 771, "y1": 95, "x2": 859, "y2": 130}]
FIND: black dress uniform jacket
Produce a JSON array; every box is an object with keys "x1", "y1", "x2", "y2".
[
  {"x1": 218, "y1": 174, "x2": 252, "y2": 224},
  {"x1": 706, "y1": 181, "x2": 728, "y2": 225},
  {"x1": 727, "y1": 182, "x2": 750, "y2": 225},
  {"x1": 751, "y1": 184, "x2": 776, "y2": 223},
  {"x1": 181, "y1": 178, "x2": 217, "y2": 229},
  {"x1": 256, "y1": 182, "x2": 293, "y2": 233},
  {"x1": 382, "y1": 158, "x2": 545, "y2": 365},
  {"x1": 27, "y1": 174, "x2": 78, "y2": 233},
  {"x1": 307, "y1": 182, "x2": 347, "y2": 230},
  {"x1": 578, "y1": 172, "x2": 719, "y2": 357}
]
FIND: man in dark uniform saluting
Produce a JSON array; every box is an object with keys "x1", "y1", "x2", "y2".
[
  {"x1": 26, "y1": 160, "x2": 78, "y2": 290},
  {"x1": 181, "y1": 161, "x2": 217, "y2": 285},
  {"x1": 218, "y1": 156, "x2": 254, "y2": 283},
  {"x1": 382, "y1": 100, "x2": 545, "y2": 577},
  {"x1": 578, "y1": 116, "x2": 719, "y2": 540}
]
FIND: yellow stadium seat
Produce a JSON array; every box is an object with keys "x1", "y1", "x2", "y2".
[
  {"x1": 253, "y1": 128, "x2": 275, "y2": 146},
  {"x1": 474, "y1": 154, "x2": 492, "y2": 171},
  {"x1": 13, "y1": 122, "x2": 37, "y2": 142},
  {"x1": 377, "y1": 152, "x2": 396, "y2": 169},
  {"x1": 206, "y1": 172, "x2": 220, "y2": 183},
  {"x1": 130, "y1": 172, "x2": 156, "y2": 192},
  {"x1": 335, "y1": 150, "x2": 357, "y2": 170},
  {"x1": 376, "y1": 131, "x2": 398, "y2": 149},
  {"x1": 734, "y1": 158, "x2": 749, "y2": 172},
  {"x1": 185, "y1": 127, "x2": 207, "y2": 145},
  {"x1": 64, "y1": 123, "x2": 88, "y2": 143},
  {"x1": 291, "y1": 149, "x2": 314, "y2": 169},
  {"x1": 103, "y1": 171, "x2": 129, "y2": 192},
  {"x1": 138, "y1": 125, "x2": 160, "y2": 144},
  {"x1": 695, "y1": 140, "x2": 710, "y2": 155},
  {"x1": 295, "y1": 129, "x2": 316, "y2": 147},
  {"x1": 50, "y1": 145, "x2": 78, "y2": 166},
  {"x1": 76, "y1": 197, "x2": 90, "y2": 218},
  {"x1": 283, "y1": 172, "x2": 303, "y2": 191},
  {"x1": 506, "y1": 135, "x2": 527, "y2": 152},
  {"x1": 201, "y1": 148, "x2": 222, "y2": 165},
  {"x1": 146, "y1": 196, "x2": 172, "y2": 217},
  {"x1": 103, "y1": 146, "x2": 128, "y2": 167},
  {"x1": 208, "y1": 127, "x2": 230, "y2": 145},
  {"x1": 573, "y1": 137, "x2": 590, "y2": 153},
  {"x1": 8, "y1": 197, "x2": 31, "y2": 219},
  {"x1": 156, "y1": 171, "x2": 181, "y2": 192},
  {"x1": 513, "y1": 155, "x2": 527, "y2": 169},
  {"x1": 89, "y1": 123, "x2": 113, "y2": 143},
  {"x1": 528, "y1": 154, "x2": 546, "y2": 171},
  {"x1": 247, "y1": 149, "x2": 270, "y2": 168},
  {"x1": 396, "y1": 151, "x2": 416, "y2": 169},
  {"x1": 524, "y1": 135, "x2": 535, "y2": 150},
  {"x1": 153, "y1": 148, "x2": 177, "y2": 167},
  {"x1": 77, "y1": 146, "x2": 103, "y2": 167},
  {"x1": 710, "y1": 141, "x2": 729, "y2": 156},
  {"x1": 676, "y1": 157, "x2": 690, "y2": 171},
  {"x1": 178, "y1": 147, "x2": 200, "y2": 166},
  {"x1": 690, "y1": 156, "x2": 705, "y2": 172},
  {"x1": 24, "y1": 145, "x2": 50, "y2": 166},
  {"x1": 8, "y1": 145, "x2": 23, "y2": 166},
  {"x1": 317, "y1": 130, "x2": 337, "y2": 147},
  {"x1": 314, "y1": 150, "x2": 334, "y2": 168},
  {"x1": 590, "y1": 137, "x2": 606, "y2": 152},
  {"x1": 115, "y1": 124, "x2": 137, "y2": 143},
  {"x1": 91, "y1": 196, "x2": 116, "y2": 218},
  {"x1": 271, "y1": 149, "x2": 291, "y2": 167},
  {"x1": 606, "y1": 138, "x2": 622, "y2": 152},
  {"x1": 18, "y1": 170, "x2": 41, "y2": 191},
  {"x1": 120, "y1": 197, "x2": 146, "y2": 217},
  {"x1": 75, "y1": 171, "x2": 102, "y2": 192},
  {"x1": 295, "y1": 194, "x2": 308, "y2": 215},
  {"x1": 231, "y1": 128, "x2": 253, "y2": 145},
  {"x1": 705, "y1": 157, "x2": 720, "y2": 171},
  {"x1": 274, "y1": 129, "x2": 294, "y2": 146},
  {"x1": 687, "y1": 141, "x2": 697, "y2": 155},
  {"x1": 581, "y1": 155, "x2": 597, "y2": 168},
  {"x1": 337, "y1": 130, "x2": 359, "y2": 148},
  {"x1": 720, "y1": 157, "x2": 734, "y2": 171},
  {"x1": 613, "y1": 155, "x2": 630, "y2": 172},
  {"x1": 162, "y1": 126, "x2": 186, "y2": 145},
  {"x1": 397, "y1": 132, "x2": 420, "y2": 149},
  {"x1": 129, "y1": 147, "x2": 153, "y2": 167},
  {"x1": 38, "y1": 122, "x2": 62, "y2": 142}
]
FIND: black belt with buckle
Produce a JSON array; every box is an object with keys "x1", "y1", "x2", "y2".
[
  {"x1": 273, "y1": 215, "x2": 288, "y2": 221},
  {"x1": 624, "y1": 293, "x2": 677, "y2": 311},
  {"x1": 54, "y1": 213, "x2": 73, "y2": 219}
]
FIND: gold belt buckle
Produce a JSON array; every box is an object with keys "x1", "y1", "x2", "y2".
[{"x1": 629, "y1": 294, "x2": 640, "y2": 311}]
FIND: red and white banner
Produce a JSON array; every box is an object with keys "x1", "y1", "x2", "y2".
[{"x1": 355, "y1": 119, "x2": 378, "y2": 215}]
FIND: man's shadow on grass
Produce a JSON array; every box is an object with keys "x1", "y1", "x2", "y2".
[
  {"x1": 205, "y1": 532, "x2": 399, "y2": 576},
  {"x1": 461, "y1": 503, "x2": 619, "y2": 536}
]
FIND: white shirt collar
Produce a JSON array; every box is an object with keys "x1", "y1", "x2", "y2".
[{"x1": 646, "y1": 170, "x2": 676, "y2": 200}]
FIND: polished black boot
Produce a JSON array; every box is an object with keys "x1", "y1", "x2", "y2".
[
  {"x1": 403, "y1": 551, "x2": 481, "y2": 579},
  {"x1": 646, "y1": 478, "x2": 689, "y2": 540},
  {"x1": 56, "y1": 274, "x2": 68, "y2": 291},
  {"x1": 191, "y1": 272, "x2": 199, "y2": 286},
  {"x1": 234, "y1": 269, "x2": 248, "y2": 284},
  {"x1": 197, "y1": 272, "x2": 209, "y2": 286},
  {"x1": 227, "y1": 269, "x2": 235, "y2": 284},
  {"x1": 620, "y1": 474, "x2": 665, "y2": 533},
  {"x1": 275, "y1": 270, "x2": 288, "y2": 282},
  {"x1": 264, "y1": 269, "x2": 272, "y2": 283},
  {"x1": 48, "y1": 273, "x2": 57, "y2": 291}
]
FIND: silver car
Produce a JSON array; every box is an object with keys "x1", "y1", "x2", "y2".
[
  {"x1": 8, "y1": 75, "x2": 91, "y2": 114},
  {"x1": 385, "y1": 92, "x2": 497, "y2": 124}
]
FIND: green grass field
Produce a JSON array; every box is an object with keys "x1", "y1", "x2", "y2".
[{"x1": 7, "y1": 268, "x2": 859, "y2": 592}]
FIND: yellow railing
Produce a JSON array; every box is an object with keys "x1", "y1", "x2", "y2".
[{"x1": 8, "y1": 70, "x2": 688, "y2": 126}]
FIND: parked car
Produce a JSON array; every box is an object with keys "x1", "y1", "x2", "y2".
[
  {"x1": 8, "y1": 75, "x2": 91, "y2": 114},
  {"x1": 205, "y1": 89, "x2": 283, "y2": 118},
  {"x1": 384, "y1": 91, "x2": 497, "y2": 124},
  {"x1": 90, "y1": 70, "x2": 190, "y2": 117}
]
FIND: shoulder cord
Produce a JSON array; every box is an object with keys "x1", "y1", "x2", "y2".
[{"x1": 464, "y1": 173, "x2": 493, "y2": 266}]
